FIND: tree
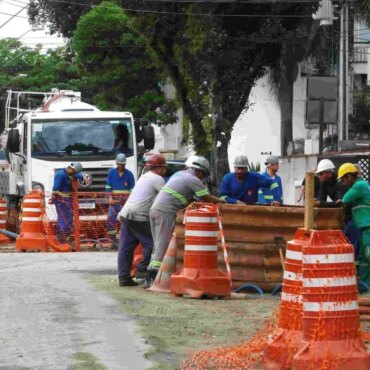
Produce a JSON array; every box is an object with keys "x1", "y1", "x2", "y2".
[
  {"x1": 72, "y1": 1, "x2": 177, "y2": 124},
  {"x1": 29, "y1": 1, "x2": 319, "y2": 186}
]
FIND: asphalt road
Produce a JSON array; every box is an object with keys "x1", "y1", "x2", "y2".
[{"x1": 0, "y1": 253, "x2": 151, "y2": 370}]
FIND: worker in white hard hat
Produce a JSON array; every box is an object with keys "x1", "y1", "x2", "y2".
[
  {"x1": 314, "y1": 159, "x2": 348, "y2": 207},
  {"x1": 219, "y1": 155, "x2": 281, "y2": 206},
  {"x1": 258, "y1": 155, "x2": 283, "y2": 205},
  {"x1": 145, "y1": 154, "x2": 226, "y2": 288},
  {"x1": 105, "y1": 153, "x2": 135, "y2": 246},
  {"x1": 49, "y1": 162, "x2": 87, "y2": 244}
]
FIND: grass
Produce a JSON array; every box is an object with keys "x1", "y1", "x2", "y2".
[{"x1": 89, "y1": 275, "x2": 279, "y2": 369}]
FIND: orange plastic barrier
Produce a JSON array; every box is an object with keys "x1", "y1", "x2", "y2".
[
  {"x1": 16, "y1": 191, "x2": 48, "y2": 252},
  {"x1": 149, "y1": 233, "x2": 177, "y2": 293},
  {"x1": 170, "y1": 203, "x2": 231, "y2": 298},
  {"x1": 263, "y1": 228, "x2": 309, "y2": 370},
  {"x1": 0, "y1": 198, "x2": 10, "y2": 243},
  {"x1": 292, "y1": 230, "x2": 370, "y2": 370}
]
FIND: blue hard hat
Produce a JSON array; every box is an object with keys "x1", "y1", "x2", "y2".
[{"x1": 116, "y1": 153, "x2": 126, "y2": 164}]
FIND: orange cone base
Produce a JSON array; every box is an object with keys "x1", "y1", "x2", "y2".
[
  {"x1": 16, "y1": 233, "x2": 48, "y2": 252},
  {"x1": 0, "y1": 233, "x2": 10, "y2": 244},
  {"x1": 170, "y1": 268, "x2": 231, "y2": 298},
  {"x1": 292, "y1": 339, "x2": 370, "y2": 370},
  {"x1": 148, "y1": 269, "x2": 174, "y2": 293},
  {"x1": 263, "y1": 329, "x2": 303, "y2": 370}
]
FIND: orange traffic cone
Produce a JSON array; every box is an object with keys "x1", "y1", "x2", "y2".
[
  {"x1": 263, "y1": 228, "x2": 310, "y2": 370},
  {"x1": 131, "y1": 243, "x2": 143, "y2": 277},
  {"x1": 0, "y1": 198, "x2": 10, "y2": 244},
  {"x1": 16, "y1": 191, "x2": 48, "y2": 252},
  {"x1": 292, "y1": 230, "x2": 370, "y2": 370},
  {"x1": 170, "y1": 204, "x2": 231, "y2": 299},
  {"x1": 148, "y1": 233, "x2": 177, "y2": 293}
]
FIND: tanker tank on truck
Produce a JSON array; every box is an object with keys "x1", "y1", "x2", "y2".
[{"x1": 0, "y1": 89, "x2": 154, "y2": 227}]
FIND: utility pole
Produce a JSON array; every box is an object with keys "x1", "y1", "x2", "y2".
[{"x1": 338, "y1": 2, "x2": 349, "y2": 148}]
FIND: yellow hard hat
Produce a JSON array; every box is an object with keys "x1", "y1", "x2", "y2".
[{"x1": 337, "y1": 163, "x2": 358, "y2": 179}]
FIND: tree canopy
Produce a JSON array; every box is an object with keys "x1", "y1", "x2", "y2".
[{"x1": 29, "y1": 0, "x2": 319, "y2": 184}]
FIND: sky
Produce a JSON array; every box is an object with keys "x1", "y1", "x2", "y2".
[{"x1": 0, "y1": 0, "x2": 65, "y2": 50}]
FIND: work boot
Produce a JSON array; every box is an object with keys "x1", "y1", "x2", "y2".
[
  {"x1": 119, "y1": 277, "x2": 138, "y2": 287},
  {"x1": 135, "y1": 270, "x2": 147, "y2": 286},
  {"x1": 143, "y1": 269, "x2": 158, "y2": 289}
]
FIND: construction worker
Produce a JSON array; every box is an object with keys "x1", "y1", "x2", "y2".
[
  {"x1": 296, "y1": 165, "x2": 320, "y2": 204},
  {"x1": 314, "y1": 159, "x2": 348, "y2": 207},
  {"x1": 106, "y1": 153, "x2": 135, "y2": 244},
  {"x1": 258, "y1": 155, "x2": 283, "y2": 204},
  {"x1": 117, "y1": 154, "x2": 167, "y2": 287},
  {"x1": 219, "y1": 155, "x2": 281, "y2": 206},
  {"x1": 145, "y1": 155, "x2": 227, "y2": 288},
  {"x1": 337, "y1": 163, "x2": 370, "y2": 286},
  {"x1": 49, "y1": 162, "x2": 85, "y2": 243}
]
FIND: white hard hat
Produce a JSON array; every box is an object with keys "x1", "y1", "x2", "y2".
[
  {"x1": 116, "y1": 153, "x2": 126, "y2": 164},
  {"x1": 70, "y1": 162, "x2": 83, "y2": 173},
  {"x1": 315, "y1": 159, "x2": 335, "y2": 173},
  {"x1": 233, "y1": 155, "x2": 249, "y2": 168},
  {"x1": 265, "y1": 155, "x2": 280, "y2": 166},
  {"x1": 185, "y1": 155, "x2": 210, "y2": 174}
]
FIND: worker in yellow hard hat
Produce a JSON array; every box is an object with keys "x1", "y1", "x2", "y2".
[{"x1": 337, "y1": 163, "x2": 370, "y2": 286}]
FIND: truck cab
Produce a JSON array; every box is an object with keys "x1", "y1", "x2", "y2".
[{"x1": 0, "y1": 89, "x2": 154, "y2": 222}]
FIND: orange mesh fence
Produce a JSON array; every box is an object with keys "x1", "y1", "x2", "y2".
[
  {"x1": 43, "y1": 191, "x2": 128, "y2": 252},
  {"x1": 181, "y1": 309, "x2": 280, "y2": 369}
]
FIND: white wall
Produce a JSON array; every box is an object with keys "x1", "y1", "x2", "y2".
[
  {"x1": 279, "y1": 155, "x2": 317, "y2": 205},
  {"x1": 228, "y1": 76, "x2": 281, "y2": 169}
]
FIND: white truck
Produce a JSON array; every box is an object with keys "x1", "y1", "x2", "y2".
[{"x1": 0, "y1": 89, "x2": 154, "y2": 224}]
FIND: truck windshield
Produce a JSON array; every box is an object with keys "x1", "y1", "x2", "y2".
[{"x1": 31, "y1": 119, "x2": 134, "y2": 161}]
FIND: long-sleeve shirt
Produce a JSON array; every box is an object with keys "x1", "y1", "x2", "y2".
[
  {"x1": 318, "y1": 174, "x2": 349, "y2": 209},
  {"x1": 105, "y1": 168, "x2": 135, "y2": 199},
  {"x1": 52, "y1": 168, "x2": 83, "y2": 198},
  {"x1": 342, "y1": 178, "x2": 370, "y2": 229},
  {"x1": 258, "y1": 172, "x2": 283, "y2": 204},
  {"x1": 219, "y1": 172, "x2": 280, "y2": 205}
]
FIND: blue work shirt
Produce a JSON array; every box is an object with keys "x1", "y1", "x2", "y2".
[
  {"x1": 52, "y1": 168, "x2": 83, "y2": 197},
  {"x1": 219, "y1": 172, "x2": 280, "y2": 205},
  {"x1": 258, "y1": 172, "x2": 283, "y2": 204},
  {"x1": 105, "y1": 168, "x2": 135, "y2": 197}
]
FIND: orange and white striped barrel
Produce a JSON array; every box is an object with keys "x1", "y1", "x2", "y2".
[
  {"x1": 16, "y1": 191, "x2": 48, "y2": 252},
  {"x1": 170, "y1": 203, "x2": 230, "y2": 298},
  {"x1": 183, "y1": 205, "x2": 219, "y2": 270},
  {"x1": 20, "y1": 193, "x2": 44, "y2": 233},
  {"x1": 264, "y1": 228, "x2": 310, "y2": 370},
  {"x1": 292, "y1": 230, "x2": 370, "y2": 370},
  {"x1": 0, "y1": 198, "x2": 10, "y2": 243}
]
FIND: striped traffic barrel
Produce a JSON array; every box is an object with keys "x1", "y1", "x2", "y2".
[
  {"x1": 16, "y1": 191, "x2": 48, "y2": 252},
  {"x1": 292, "y1": 230, "x2": 370, "y2": 370},
  {"x1": 170, "y1": 203, "x2": 230, "y2": 298},
  {"x1": 0, "y1": 198, "x2": 10, "y2": 243},
  {"x1": 264, "y1": 228, "x2": 310, "y2": 370}
]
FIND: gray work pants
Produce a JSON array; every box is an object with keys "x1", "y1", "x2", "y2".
[{"x1": 149, "y1": 209, "x2": 176, "y2": 268}]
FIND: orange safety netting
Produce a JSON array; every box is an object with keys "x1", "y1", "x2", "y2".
[
  {"x1": 181, "y1": 309, "x2": 279, "y2": 370},
  {"x1": 43, "y1": 190, "x2": 127, "y2": 252}
]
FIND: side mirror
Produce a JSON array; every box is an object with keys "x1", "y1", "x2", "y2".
[
  {"x1": 7, "y1": 129, "x2": 20, "y2": 153},
  {"x1": 143, "y1": 125, "x2": 155, "y2": 150}
]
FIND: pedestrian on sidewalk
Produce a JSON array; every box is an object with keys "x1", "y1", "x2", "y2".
[
  {"x1": 116, "y1": 154, "x2": 167, "y2": 287},
  {"x1": 145, "y1": 155, "x2": 226, "y2": 288},
  {"x1": 337, "y1": 163, "x2": 370, "y2": 286},
  {"x1": 106, "y1": 154, "x2": 135, "y2": 245}
]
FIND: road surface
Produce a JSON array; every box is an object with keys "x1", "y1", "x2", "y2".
[{"x1": 0, "y1": 252, "x2": 151, "y2": 370}]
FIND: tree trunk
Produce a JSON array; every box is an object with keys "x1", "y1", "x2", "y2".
[{"x1": 279, "y1": 75, "x2": 294, "y2": 156}]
